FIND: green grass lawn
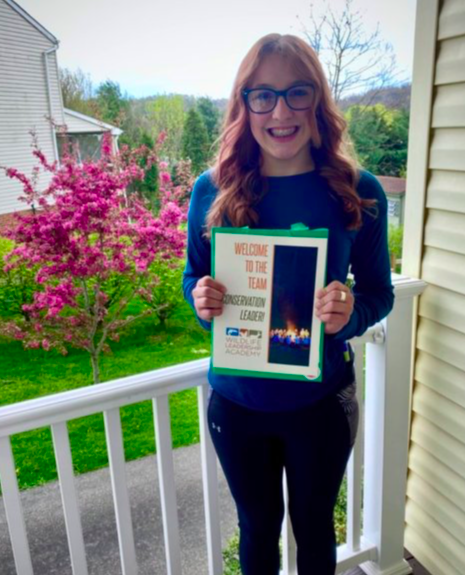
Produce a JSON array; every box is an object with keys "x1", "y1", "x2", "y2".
[{"x1": 0, "y1": 301, "x2": 211, "y2": 490}]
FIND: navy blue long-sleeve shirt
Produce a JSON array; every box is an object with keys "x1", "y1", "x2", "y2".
[{"x1": 183, "y1": 169, "x2": 394, "y2": 411}]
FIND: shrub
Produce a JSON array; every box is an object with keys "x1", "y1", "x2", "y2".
[
  {"x1": 388, "y1": 224, "x2": 403, "y2": 260},
  {"x1": 0, "y1": 237, "x2": 37, "y2": 320},
  {"x1": 144, "y1": 257, "x2": 185, "y2": 328},
  {"x1": 388, "y1": 224, "x2": 403, "y2": 272}
]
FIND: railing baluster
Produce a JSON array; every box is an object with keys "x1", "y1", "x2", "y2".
[
  {"x1": 346, "y1": 344, "x2": 364, "y2": 552},
  {"x1": 0, "y1": 436, "x2": 34, "y2": 575},
  {"x1": 282, "y1": 472, "x2": 297, "y2": 575},
  {"x1": 153, "y1": 395, "x2": 182, "y2": 575},
  {"x1": 51, "y1": 421, "x2": 88, "y2": 575},
  {"x1": 104, "y1": 408, "x2": 138, "y2": 575},
  {"x1": 197, "y1": 384, "x2": 223, "y2": 575}
]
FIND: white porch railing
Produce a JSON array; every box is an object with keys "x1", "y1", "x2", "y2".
[{"x1": 0, "y1": 275, "x2": 426, "y2": 575}]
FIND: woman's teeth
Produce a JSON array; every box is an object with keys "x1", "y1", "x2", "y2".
[{"x1": 269, "y1": 127, "x2": 298, "y2": 137}]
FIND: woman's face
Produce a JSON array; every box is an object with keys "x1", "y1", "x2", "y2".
[{"x1": 247, "y1": 53, "x2": 314, "y2": 177}]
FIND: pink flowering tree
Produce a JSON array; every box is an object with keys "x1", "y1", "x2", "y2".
[
  {"x1": 138, "y1": 159, "x2": 193, "y2": 327},
  {"x1": 158, "y1": 158, "x2": 194, "y2": 216},
  {"x1": 1, "y1": 133, "x2": 185, "y2": 384}
]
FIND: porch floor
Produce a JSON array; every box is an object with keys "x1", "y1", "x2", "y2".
[{"x1": 0, "y1": 442, "x2": 431, "y2": 575}]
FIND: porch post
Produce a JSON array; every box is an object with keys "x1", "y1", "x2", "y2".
[{"x1": 361, "y1": 277, "x2": 426, "y2": 575}]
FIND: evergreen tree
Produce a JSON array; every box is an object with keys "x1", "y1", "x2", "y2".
[
  {"x1": 197, "y1": 97, "x2": 220, "y2": 145},
  {"x1": 181, "y1": 109, "x2": 210, "y2": 175},
  {"x1": 96, "y1": 81, "x2": 128, "y2": 127},
  {"x1": 346, "y1": 104, "x2": 409, "y2": 177}
]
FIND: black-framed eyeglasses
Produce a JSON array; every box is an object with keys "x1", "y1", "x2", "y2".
[{"x1": 242, "y1": 84, "x2": 314, "y2": 114}]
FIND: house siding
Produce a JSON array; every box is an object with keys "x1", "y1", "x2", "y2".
[
  {"x1": 0, "y1": 0, "x2": 63, "y2": 215},
  {"x1": 404, "y1": 1, "x2": 465, "y2": 574},
  {"x1": 63, "y1": 109, "x2": 121, "y2": 135}
]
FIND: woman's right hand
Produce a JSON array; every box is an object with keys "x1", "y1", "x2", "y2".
[{"x1": 192, "y1": 276, "x2": 227, "y2": 322}]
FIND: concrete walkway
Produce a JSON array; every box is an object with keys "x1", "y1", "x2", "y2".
[{"x1": 0, "y1": 443, "x2": 237, "y2": 575}]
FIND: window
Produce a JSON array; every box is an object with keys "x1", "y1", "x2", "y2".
[
  {"x1": 57, "y1": 133, "x2": 105, "y2": 163},
  {"x1": 388, "y1": 199, "x2": 400, "y2": 218}
]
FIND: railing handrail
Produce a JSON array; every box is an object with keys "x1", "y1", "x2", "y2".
[
  {"x1": 0, "y1": 324, "x2": 387, "y2": 440},
  {"x1": 0, "y1": 358, "x2": 208, "y2": 438}
]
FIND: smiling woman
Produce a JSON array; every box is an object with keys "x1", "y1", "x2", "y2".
[{"x1": 183, "y1": 33, "x2": 394, "y2": 575}]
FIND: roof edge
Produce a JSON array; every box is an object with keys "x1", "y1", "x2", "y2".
[
  {"x1": 64, "y1": 108, "x2": 123, "y2": 136},
  {"x1": 4, "y1": 0, "x2": 59, "y2": 45}
]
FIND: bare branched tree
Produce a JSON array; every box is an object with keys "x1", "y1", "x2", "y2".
[
  {"x1": 59, "y1": 68, "x2": 96, "y2": 114},
  {"x1": 298, "y1": 0, "x2": 398, "y2": 104}
]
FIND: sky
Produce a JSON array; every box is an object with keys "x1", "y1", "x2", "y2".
[{"x1": 18, "y1": 0, "x2": 418, "y2": 99}]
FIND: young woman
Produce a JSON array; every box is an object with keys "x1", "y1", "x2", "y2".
[{"x1": 183, "y1": 34, "x2": 394, "y2": 575}]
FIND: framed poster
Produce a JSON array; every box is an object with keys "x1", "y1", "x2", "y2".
[{"x1": 211, "y1": 225, "x2": 328, "y2": 381}]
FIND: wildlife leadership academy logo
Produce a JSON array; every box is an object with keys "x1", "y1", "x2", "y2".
[{"x1": 226, "y1": 327, "x2": 262, "y2": 338}]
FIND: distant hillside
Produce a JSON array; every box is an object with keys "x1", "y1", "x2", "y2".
[
  {"x1": 129, "y1": 93, "x2": 228, "y2": 112},
  {"x1": 339, "y1": 83, "x2": 411, "y2": 111}
]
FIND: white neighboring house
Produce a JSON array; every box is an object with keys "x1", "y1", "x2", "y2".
[{"x1": 0, "y1": 0, "x2": 121, "y2": 217}]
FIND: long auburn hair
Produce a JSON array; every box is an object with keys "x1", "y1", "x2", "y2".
[{"x1": 205, "y1": 33, "x2": 375, "y2": 236}]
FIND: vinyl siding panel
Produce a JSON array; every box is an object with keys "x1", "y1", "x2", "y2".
[
  {"x1": 423, "y1": 209, "x2": 465, "y2": 254},
  {"x1": 405, "y1": 498, "x2": 465, "y2": 572},
  {"x1": 416, "y1": 317, "x2": 465, "y2": 373},
  {"x1": 422, "y1": 247, "x2": 465, "y2": 295},
  {"x1": 64, "y1": 112, "x2": 107, "y2": 134},
  {"x1": 426, "y1": 170, "x2": 465, "y2": 213},
  {"x1": 405, "y1": 526, "x2": 462, "y2": 575},
  {"x1": 429, "y1": 128, "x2": 465, "y2": 170},
  {"x1": 407, "y1": 473, "x2": 465, "y2": 547},
  {"x1": 0, "y1": 0, "x2": 62, "y2": 215},
  {"x1": 418, "y1": 286, "x2": 465, "y2": 338},
  {"x1": 411, "y1": 379, "x2": 465, "y2": 442},
  {"x1": 409, "y1": 443, "x2": 465, "y2": 519},
  {"x1": 432, "y1": 85, "x2": 465, "y2": 127},
  {"x1": 405, "y1": 1, "x2": 465, "y2": 572},
  {"x1": 410, "y1": 408, "x2": 465, "y2": 477},
  {"x1": 435, "y1": 36, "x2": 465, "y2": 85},
  {"x1": 438, "y1": 0, "x2": 465, "y2": 40}
]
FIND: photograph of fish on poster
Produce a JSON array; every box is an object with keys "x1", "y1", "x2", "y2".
[{"x1": 268, "y1": 245, "x2": 317, "y2": 367}]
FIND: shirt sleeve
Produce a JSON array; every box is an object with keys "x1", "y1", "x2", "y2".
[
  {"x1": 182, "y1": 171, "x2": 216, "y2": 331},
  {"x1": 333, "y1": 172, "x2": 395, "y2": 341}
]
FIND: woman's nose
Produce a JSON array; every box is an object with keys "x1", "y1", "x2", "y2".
[{"x1": 272, "y1": 95, "x2": 293, "y2": 120}]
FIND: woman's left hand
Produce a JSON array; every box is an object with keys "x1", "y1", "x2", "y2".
[{"x1": 315, "y1": 281, "x2": 354, "y2": 335}]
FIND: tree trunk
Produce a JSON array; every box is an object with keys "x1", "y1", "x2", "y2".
[{"x1": 90, "y1": 351, "x2": 100, "y2": 384}]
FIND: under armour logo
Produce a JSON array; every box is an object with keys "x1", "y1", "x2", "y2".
[{"x1": 211, "y1": 422, "x2": 222, "y2": 433}]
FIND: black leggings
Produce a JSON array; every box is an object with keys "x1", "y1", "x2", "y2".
[{"x1": 207, "y1": 381, "x2": 358, "y2": 575}]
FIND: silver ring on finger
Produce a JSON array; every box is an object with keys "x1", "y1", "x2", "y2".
[{"x1": 340, "y1": 290, "x2": 347, "y2": 303}]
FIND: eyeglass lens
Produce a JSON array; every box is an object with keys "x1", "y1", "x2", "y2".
[{"x1": 247, "y1": 86, "x2": 313, "y2": 113}]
